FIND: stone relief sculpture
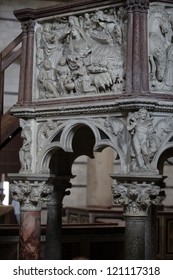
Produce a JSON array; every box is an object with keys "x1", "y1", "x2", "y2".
[
  {"x1": 149, "y1": 4, "x2": 173, "y2": 92},
  {"x1": 35, "y1": 7, "x2": 126, "y2": 99},
  {"x1": 104, "y1": 116, "x2": 129, "y2": 155},
  {"x1": 19, "y1": 119, "x2": 32, "y2": 172},
  {"x1": 38, "y1": 119, "x2": 59, "y2": 151},
  {"x1": 127, "y1": 109, "x2": 173, "y2": 173},
  {"x1": 127, "y1": 109, "x2": 158, "y2": 172}
]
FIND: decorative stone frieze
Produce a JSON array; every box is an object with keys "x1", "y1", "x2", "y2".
[
  {"x1": 149, "y1": 4, "x2": 173, "y2": 93},
  {"x1": 34, "y1": 6, "x2": 127, "y2": 99},
  {"x1": 9, "y1": 175, "x2": 54, "y2": 211}
]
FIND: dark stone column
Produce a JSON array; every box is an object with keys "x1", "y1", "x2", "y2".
[
  {"x1": 125, "y1": 216, "x2": 146, "y2": 259},
  {"x1": 8, "y1": 174, "x2": 54, "y2": 260},
  {"x1": 45, "y1": 177, "x2": 71, "y2": 260},
  {"x1": 111, "y1": 174, "x2": 165, "y2": 260}
]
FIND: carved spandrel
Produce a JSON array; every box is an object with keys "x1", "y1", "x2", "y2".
[
  {"x1": 34, "y1": 7, "x2": 127, "y2": 99},
  {"x1": 149, "y1": 4, "x2": 173, "y2": 93},
  {"x1": 10, "y1": 180, "x2": 54, "y2": 211}
]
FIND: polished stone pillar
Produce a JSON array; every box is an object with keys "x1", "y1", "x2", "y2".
[
  {"x1": 45, "y1": 176, "x2": 71, "y2": 260},
  {"x1": 17, "y1": 19, "x2": 35, "y2": 104},
  {"x1": 111, "y1": 174, "x2": 165, "y2": 260},
  {"x1": 126, "y1": 0, "x2": 149, "y2": 94},
  {"x1": 8, "y1": 174, "x2": 53, "y2": 260}
]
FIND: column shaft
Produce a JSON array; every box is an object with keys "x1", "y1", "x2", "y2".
[
  {"x1": 125, "y1": 216, "x2": 146, "y2": 260},
  {"x1": 46, "y1": 204, "x2": 62, "y2": 259},
  {"x1": 19, "y1": 211, "x2": 41, "y2": 260}
]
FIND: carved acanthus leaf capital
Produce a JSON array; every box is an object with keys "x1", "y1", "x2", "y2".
[
  {"x1": 127, "y1": 0, "x2": 149, "y2": 12},
  {"x1": 112, "y1": 182, "x2": 165, "y2": 216},
  {"x1": 10, "y1": 179, "x2": 54, "y2": 211},
  {"x1": 21, "y1": 19, "x2": 35, "y2": 33}
]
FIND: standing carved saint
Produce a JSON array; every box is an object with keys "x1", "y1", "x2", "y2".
[
  {"x1": 19, "y1": 120, "x2": 32, "y2": 172},
  {"x1": 127, "y1": 109, "x2": 158, "y2": 172}
]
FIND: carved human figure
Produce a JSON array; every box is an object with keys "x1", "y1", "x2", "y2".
[
  {"x1": 163, "y1": 36, "x2": 173, "y2": 90},
  {"x1": 72, "y1": 58, "x2": 96, "y2": 94},
  {"x1": 19, "y1": 124, "x2": 32, "y2": 172},
  {"x1": 38, "y1": 59, "x2": 58, "y2": 98},
  {"x1": 56, "y1": 56, "x2": 74, "y2": 95},
  {"x1": 127, "y1": 109, "x2": 158, "y2": 171}
]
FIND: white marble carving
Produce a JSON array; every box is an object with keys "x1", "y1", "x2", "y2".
[
  {"x1": 149, "y1": 4, "x2": 173, "y2": 92},
  {"x1": 34, "y1": 7, "x2": 126, "y2": 99},
  {"x1": 127, "y1": 109, "x2": 158, "y2": 172},
  {"x1": 19, "y1": 119, "x2": 32, "y2": 172}
]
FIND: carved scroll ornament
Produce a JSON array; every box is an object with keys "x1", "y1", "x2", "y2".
[{"x1": 35, "y1": 7, "x2": 127, "y2": 99}]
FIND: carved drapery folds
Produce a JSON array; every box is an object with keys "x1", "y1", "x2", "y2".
[
  {"x1": 10, "y1": 178, "x2": 53, "y2": 211},
  {"x1": 126, "y1": 109, "x2": 173, "y2": 173},
  {"x1": 112, "y1": 181, "x2": 165, "y2": 216},
  {"x1": 34, "y1": 7, "x2": 127, "y2": 99},
  {"x1": 149, "y1": 4, "x2": 173, "y2": 92}
]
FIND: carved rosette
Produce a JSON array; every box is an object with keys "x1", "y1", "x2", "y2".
[
  {"x1": 10, "y1": 179, "x2": 54, "y2": 211},
  {"x1": 112, "y1": 182, "x2": 165, "y2": 216}
]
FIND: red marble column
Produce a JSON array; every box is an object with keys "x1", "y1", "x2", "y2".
[
  {"x1": 19, "y1": 211, "x2": 41, "y2": 260},
  {"x1": 132, "y1": 7, "x2": 141, "y2": 93},
  {"x1": 141, "y1": 8, "x2": 149, "y2": 93},
  {"x1": 24, "y1": 19, "x2": 35, "y2": 103},
  {"x1": 18, "y1": 22, "x2": 28, "y2": 103},
  {"x1": 125, "y1": 7, "x2": 133, "y2": 93}
]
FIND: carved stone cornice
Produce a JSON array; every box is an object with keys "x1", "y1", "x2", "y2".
[
  {"x1": 10, "y1": 96, "x2": 173, "y2": 118},
  {"x1": 8, "y1": 174, "x2": 54, "y2": 211}
]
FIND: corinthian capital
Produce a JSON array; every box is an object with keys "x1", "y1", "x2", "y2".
[
  {"x1": 112, "y1": 181, "x2": 165, "y2": 216},
  {"x1": 9, "y1": 174, "x2": 54, "y2": 211},
  {"x1": 126, "y1": 0, "x2": 149, "y2": 12}
]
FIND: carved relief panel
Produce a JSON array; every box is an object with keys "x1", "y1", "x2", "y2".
[
  {"x1": 149, "y1": 3, "x2": 173, "y2": 93},
  {"x1": 33, "y1": 6, "x2": 127, "y2": 99}
]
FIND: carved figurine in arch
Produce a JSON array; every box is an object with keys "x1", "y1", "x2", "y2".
[{"x1": 127, "y1": 109, "x2": 158, "y2": 172}]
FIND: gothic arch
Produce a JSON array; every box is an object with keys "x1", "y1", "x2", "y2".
[{"x1": 37, "y1": 118, "x2": 127, "y2": 174}]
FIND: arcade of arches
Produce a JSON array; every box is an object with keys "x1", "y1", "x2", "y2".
[{"x1": 2, "y1": 0, "x2": 173, "y2": 259}]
